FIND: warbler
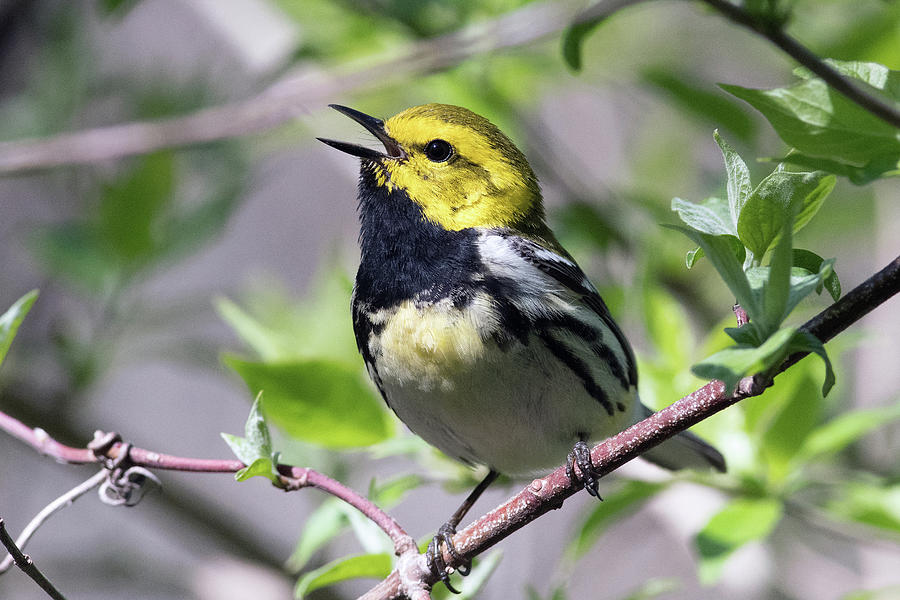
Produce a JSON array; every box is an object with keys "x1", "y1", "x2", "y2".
[{"x1": 320, "y1": 103, "x2": 724, "y2": 588}]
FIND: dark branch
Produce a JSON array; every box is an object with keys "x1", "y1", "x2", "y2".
[
  {"x1": 700, "y1": 0, "x2": 900, "y2": 129},
  {"x1": 0, "y1": 518, "x2": 68, "y2": 600}
]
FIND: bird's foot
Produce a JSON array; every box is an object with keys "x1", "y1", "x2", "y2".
[
  {"x1": 425, "y1": 521, "x2": 470, "y2": 594},
  {"x1": 566, "y1": 439, "x2": 602, "y2": 499}
]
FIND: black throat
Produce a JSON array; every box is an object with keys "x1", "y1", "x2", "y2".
[{"x1": 354, "y1": 167, "x2": 481, "y2": 310}]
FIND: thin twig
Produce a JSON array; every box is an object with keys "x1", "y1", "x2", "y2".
[
  {"x1": 0, "y1": 469, "x2": 107, "y2": 574},
  {"x1": 0, "y1": 518, "x2": 68, "y2": 600},
  {"x1": 0, "y1": 417, "x2": 414, "y2": 556},
  {"x1": 279, "y1": 467, "x2": 416, "y2": 556},
  {"x1": 700, "y1": 0, "x2": 900, "y2": 129}
]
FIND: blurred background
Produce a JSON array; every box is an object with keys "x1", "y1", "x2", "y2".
[{"x1": 1, "y1": 1, "x2": 899, "y2": 599}]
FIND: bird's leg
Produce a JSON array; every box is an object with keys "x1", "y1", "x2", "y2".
[
  {"x1": 566, "y1": 436, "x2": 602, "y2": 499},
  {"x1": 426, "y1": 469, "x2": 499, "y2": 593}
]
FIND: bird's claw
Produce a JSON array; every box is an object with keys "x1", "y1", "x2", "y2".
[
  {"x1": 566, "y1": 440, "x2": 602, "y2": 499},
  {"x1": 425, "y1": 522, "x2": 469, "y2": 594}
]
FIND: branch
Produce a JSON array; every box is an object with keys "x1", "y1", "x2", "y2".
[
  {"x1": 0, "y1": 518, "x2": 68, "y2": 600},
  {"x1": 0, "y1": 423, "x2": 415, "y2": 556},
  {"x1": 2, "y1": 255, "x2": 897, "y2": 599},
  {"x1": 0, "y1": 0, "x2": 618, "y2": 175},
  {"x1": 700, "y1": 0, "x2": 900, "y2": 129},
  {"x1": 362, "y1": 254, "x2": 900, "y2": 597},
  {"x1": 0, "y1": 469, "x2": 106, "y2": 574}
]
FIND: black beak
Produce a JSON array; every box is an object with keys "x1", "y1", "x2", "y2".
[{"x1": 318, "y1": 105, "x2": 406, "y2": 161}]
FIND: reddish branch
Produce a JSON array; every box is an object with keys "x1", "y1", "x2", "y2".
[
  {"x1": 1, "y1": 256, "x2": 898, "y2": 600},
  {"x1": 0, "y1": 421, "x2": 415, "y2": 557}
]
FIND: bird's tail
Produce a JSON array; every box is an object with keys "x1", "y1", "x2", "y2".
[{"x1": 637, "y1": 403, "x2": 726, "y2": 472}]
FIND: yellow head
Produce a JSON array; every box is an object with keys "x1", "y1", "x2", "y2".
[{"x1": 320, "y1": 103, "x2": 546, "y2": 234}]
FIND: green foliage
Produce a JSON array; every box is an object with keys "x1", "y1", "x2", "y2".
[
  {"x1": 670, "y1": 132, "x2": 838, "y2": 393},
  {"x1": 32, "y1": 146, "x2": 245, "y2": 296},
  {"x1": 429, "y1": 552, "x2": 504, "y2": 600},
  {"x1": 566, "y1": 480, "x2": 668, "y2": 562},
  {"x1": 219, "y1": 269, "x2": 393, "y2": 448},
  {"x1": 797, "y1": 402, "x2": 900, "y2": 462},
  {"x1": 695, "y1": 497, "x2": 783, "y2": 584},
  {"x1": 722, "y1": 60, "x2": 900, "y2": 183},
  {"x1": 294, "y1": 553, "x2": 392, "y2": 598},
  {"x1": 224, "y1": 356, "x2": 391, "y2": 448},
  {"x1": 221, "y1": 393, "x2": 281, "y2": 484},
  {"x1": 0, "y1": 291, "x2": 38, "y2": 367}
]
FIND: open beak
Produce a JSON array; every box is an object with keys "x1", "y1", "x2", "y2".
[{"x1": 318, "y1": 105, "x2": 406, "y2": 161}]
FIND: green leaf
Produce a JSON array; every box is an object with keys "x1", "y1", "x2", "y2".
[
  {"x1": 714, "y1": 131, "x2": 752, "y2": 229},
  {"x1": 746, "y1": 265, "x2": 835, "y2": 328},
  {"x1": 720, "y1": 67, "x2": 900, "y2": 167},
  {"x1": 561, "y1": 13, "x2": 608, "y2": 72},
  {"x1": 0, "y1": 290, "x2": 38, "y2": 367},
  {"x1": 671, "y1": 197, "x2": 734, "y2": 236},
  {"x1": 294, "y1": 553, "x2": 392, "y2": 598},
  {"x1": 795, "y1": 60, "x2": 900, "y2": 97},
  {"x1": 568, "y1": 480, "x2": 667, "y2": 561},
  {"x1": 772, "y1": 152, "x2": 900, "y2": 185},
  {"x1": 736, "y1": 170, "x2": 835, "y2": 259},
  {"x1": 793, "y1": 249, "x2": 841, "y2": 301},
  {"x1": 695, "y1": 497, "x2": 783, "y2": 584},
  {"x1": 827, "y1": 482, "x2": 900, "y2": 535},
  {"x1": 665, "y1": 225, "x2": 758, "y2": 322},
  {"x1": 642, "y1": 68, "x2": 756, "y2": 142},
  {"x1": 685, "y1": 246, "x2": 704, "y2": 269},
  {"x1": 288, "y1": 500, "x2": 350, "y2": 572},
  {"x1": 758, "y1": 369, "x2": 824, "y2": 480},
  {"x1": 788, "y1": 330, "x2": 836, "y2": 396},
  {"x1": 220, "y1": 392, "x2": 280, "y2": 483},
  {"x1": 224, "y1": 356, "x2": 392, "y2": 448},
  {"x1": 431, "y1": 551, "x2": 504, "y2": 600},
  {"x1": 798, "y1": 402, "x2": 900, "y2": 462},
  {"x1": 368, "y1": 474, "x2": 424, "y2": 508},
  {"x1": 99, "y1": 151, "x2": 175, "y2": 264},
  {"x1": 621, "y1": 578, "x2": 681, "y2": 600},
  {"x1": 761, "y1": 215, "x2": 793, "y2": 333},
  {"x1": 841, "y1": 587, "x2": 900, "y2": 600},
  {"x1": 692, "y1": 326, "x2": 797, "y2": 392}
]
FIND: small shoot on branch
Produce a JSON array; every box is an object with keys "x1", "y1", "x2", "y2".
[
  {"x1": 221, "y1": 392, "x2": 282, "y2": 484},
  {"x1": 668, "y1": 132, "x2": 839, "y2": 394}
]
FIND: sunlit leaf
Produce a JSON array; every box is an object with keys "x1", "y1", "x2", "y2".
[
  {"x1": 714, "y1": 131, "x2": 752, "y2": 229},
  {"x1": 224, "y1": 356, "x2": 392, "y2": 448},
  {"x1": 220, "y1": 393, "x2": 280, "y2": 483},
  {"x1": 671, "y1": 197, "x2": 734, "y2": 236},
  {"x1": 696, "y1": 497, "x2": 783, "y2": 584},
  {"x1": 692, "y1": 327, "x2": 797, "y2": 392},
  {"x1": 736, "y1": 170, "x2": 835, "y2": 259},
  {"x1": 664, "y1": 225, "x2": 757, "y2": 322},
  {"x1": 721, "y1": 60, "x2": 900, "y2": 168}
]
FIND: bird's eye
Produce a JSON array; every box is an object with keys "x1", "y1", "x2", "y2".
[{"x1": 423, "y1": 139, "x2": 453, "y2": 162}]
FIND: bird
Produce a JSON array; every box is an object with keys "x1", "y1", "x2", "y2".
[{"x1": 319, "y1": 103, "x2": 725, "y2": 590}]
